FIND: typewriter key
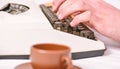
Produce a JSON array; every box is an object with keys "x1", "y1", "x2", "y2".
[
  {"x1": 72, "y1": 27, "x2": 80, "y2": 36},
  {"x1": 40, "y1": 4, "x2": 59, "y2": 24},
  {"x1": 77, "y1": 25, "x2": 86, "y2": 31},
  {"x1": 54, "y1": 21, "x2": 62, "y2": 30},
  {"x1": 80, "y1": 30, "x2": 95, "y2": 39},
  {"x1": 62, "y1": 22, "x2": 69, "y2": 32}
]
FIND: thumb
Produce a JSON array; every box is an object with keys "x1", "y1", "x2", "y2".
[{"x1": 70, "y1": 11, "x2": 91, "y2": 27}]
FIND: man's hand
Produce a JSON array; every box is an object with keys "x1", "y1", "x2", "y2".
[{"x1": 53, "y1": 0, "x2": 120, "y2": 42}]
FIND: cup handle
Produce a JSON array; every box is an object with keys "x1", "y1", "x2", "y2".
[{"x1": 62, "y1": 56, "x2": 72, "y2": 69}]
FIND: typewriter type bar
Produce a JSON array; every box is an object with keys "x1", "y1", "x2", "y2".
[
  {"x1": 40, "y1": 4, "x2": 95, "y2": 40},
  {"x1": 0, "y1": 3, "x2": 29, "y2": 15}
]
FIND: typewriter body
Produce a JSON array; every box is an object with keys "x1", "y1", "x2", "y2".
[{"x1": 0, "y1": 0, "x2": 105, "y2": 59}]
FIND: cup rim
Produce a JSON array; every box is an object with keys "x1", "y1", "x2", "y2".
[{"x1": 31, "y1": 43, "x2": 70, "y2": 53}]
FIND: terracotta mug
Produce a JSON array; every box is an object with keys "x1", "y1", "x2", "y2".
[{"x1": 30, "y1": 43, "x2": 72, "y2": 69}]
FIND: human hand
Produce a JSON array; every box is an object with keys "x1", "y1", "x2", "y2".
[{"x1": 53, "y1": 0, "x2": 120, "y2": 42}]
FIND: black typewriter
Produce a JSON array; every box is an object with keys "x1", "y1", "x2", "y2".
[{"x1": 40, "y1": 4, "x2": 96, "y2": 40}]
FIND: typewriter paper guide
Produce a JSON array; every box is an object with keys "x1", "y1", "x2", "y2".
[{"x1": 0, "y1": 0, "x2": 105, "y2": 59}]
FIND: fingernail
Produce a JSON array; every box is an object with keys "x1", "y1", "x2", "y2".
[
  {"x1": 56, "y1": 12, "x2": 59, "y2": 16},
  {"x1": 70, "y1": 22, "x2": 75, "y2": 27},
  {"x1": 52, "y1": 6, "x2": 56, "y2": 11},
  {"x1": 56, "y1": 12, "x2": 63, "y2": 19},
  {"x1": 58, "y1": 13, "x2": 63, "y2": 19}
]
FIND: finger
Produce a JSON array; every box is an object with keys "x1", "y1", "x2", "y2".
[
  {"x1": 70, "y1": 11, "x2": 91, "y2": 27},
  {"x1": 72, "y1": 12, "x2": 81, "y2": 16},
  {"x1": 86, "y1": 21, "x2": 94, "y2": 27},
  {"x1": 52, "y1": 0, "x2": 66, "y2": 12},
  {"x1": 56, "y1": 0, "x2": 86, "y2": 20}
]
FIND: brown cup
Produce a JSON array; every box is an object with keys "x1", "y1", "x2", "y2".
[{"x1": 30, "y1": 43, "x2": 72, "y2": 69}]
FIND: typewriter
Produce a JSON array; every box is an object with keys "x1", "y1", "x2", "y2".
[{"x1": 0, "y1": 0, "x2": 105, "y2": 59}]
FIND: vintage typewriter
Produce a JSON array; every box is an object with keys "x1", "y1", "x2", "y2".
[{"x1": 0, "y1": 0, "x2": 105, "y2": 59}]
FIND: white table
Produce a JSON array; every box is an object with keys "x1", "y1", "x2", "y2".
[{"x1": 0, "y1": 45, "x2": 120, "y2": 69}]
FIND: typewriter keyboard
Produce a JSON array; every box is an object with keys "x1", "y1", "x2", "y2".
[{"x1": 40, "y1": 4, "x2": 95, "y2": 40}]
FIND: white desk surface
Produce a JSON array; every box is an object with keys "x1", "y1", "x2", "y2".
[
  {"x1": 0, "y1": 0, "x2": 120, "y2": 69},
  {"x1": 0, "y1": 45, "x2": 120, "y2": 69}
]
